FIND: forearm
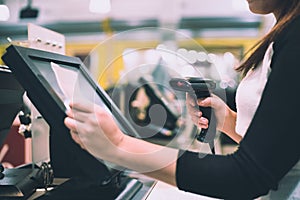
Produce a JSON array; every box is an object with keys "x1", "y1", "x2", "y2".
[
  {"x1": 107, "y1": 134, "x2": 178, "y2": 186},
  {"x1": 218, "y1": 108, "x2": 242, "y2": 143}
]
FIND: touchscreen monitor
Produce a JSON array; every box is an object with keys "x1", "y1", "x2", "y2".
[{"x1": 2, "y1": 45, "x2": 140, "y2": 183}]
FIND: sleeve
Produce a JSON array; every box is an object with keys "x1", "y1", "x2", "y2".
[{"x1": 176, "y1": 18, "x2": 300, "y2": 199}]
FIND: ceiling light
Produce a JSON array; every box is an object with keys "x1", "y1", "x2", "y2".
[
  {"x1": 0, "y1": 4, "x2": 9, "y2": 21},
  {"x1": 89, "y1": 0, "x2": 111, "y2": 14}
]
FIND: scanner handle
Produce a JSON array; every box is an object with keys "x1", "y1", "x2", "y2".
[
  {"x1": 196, "y1": 106, "x2": 216, "y2": 143},
  {"x1": 193, "y1": 92, "x2": 217, "y2": 154}
]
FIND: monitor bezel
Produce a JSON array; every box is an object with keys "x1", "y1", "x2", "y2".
[
  {"x1": 2, "y1": 45, "x2": 140, "y2": 182},
  {"x1": 3, "y1": 45, "x2": 140, "y2": 137}
]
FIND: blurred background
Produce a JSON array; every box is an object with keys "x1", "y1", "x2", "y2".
[
  {"x1": 0, "y1": 0, "x2": 276, "y2": 86},
  {"x1": 0, "y1": 0, "x2": 277, "y2": 166}
]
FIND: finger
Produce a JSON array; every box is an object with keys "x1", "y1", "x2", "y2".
[
  {"x1": 65, "y1": 108, "x2": 73, "y2": 117},
  {"x1": 198, "y1": 117, "x2": 209, "y2": 129},
  {"x1": 191, "y1": 113, "x2": 206, "y2": 122},
  {"x1": 199, "y1": 124, "x2": 209, "y2": 129},
  {"x1": 191, "y1": 114, "x2": 208, "y2": 128},
  {"x1": 188, "y1": 108, "x2": 203, "y2": 125},
  {"x1": 191, "y1": 110, "x2": 202, "y2": 118},
  {"x1": 66, "y1": 102, "x2": 98, "y2": 122},
  {"x1": 197, "y1": 97, "x2": 212, "y2": 107},
  {"x1": 64, "y1": 117, "x2": 76, "y2": 130},
  {"x1": 70, "y1": 131, "x2": 85, "y2": 149},
  {"x1": 70, "y1": 109, "x2": 92, "y2": 123},
  {"x1": 64, "y1": 117, "x2": 86, "y2": 132},
  {"x1": 69, "y1": 101, "x2": 94, "y2": 113},
  {"x1": 190, "y1": 110, "x2": 203, "y2": 126}
]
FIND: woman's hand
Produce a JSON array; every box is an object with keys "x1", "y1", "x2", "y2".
[
  {"x1": 186, "y1": 93, "x2": 241, "y2": 143},
  {"x1": 186, "y1": 94, "x2": 225, "y2": 130},
  {"x1": 64, "y1": 101, "x2": 125, "y2": 160},
  {"x1": 63, "y1": 101, "x2": 180, "y2": 182}
]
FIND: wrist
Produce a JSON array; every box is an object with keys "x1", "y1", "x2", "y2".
[
  {"x1": 223, "y1": 109, "x2": 241, "y2": 143},
  {"x1": 219, "y1": 107, "x2": 235, "y2": 131},
  {"x1": 95, "y1": 130, "x2": 124, "y2": 163}
]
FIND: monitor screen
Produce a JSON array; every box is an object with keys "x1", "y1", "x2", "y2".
[
  {"x1": 2, "y1": 45, "x2": 140, "y2": 183},
  {"x1": 30, "y1": 58, "x2": 133, "y2": 136},
  {"x1": 0, "y1": 66, "x2": 24, "y2": 147}
]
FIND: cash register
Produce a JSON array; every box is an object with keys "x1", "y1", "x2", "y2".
[{"x1": 2, "y1": 45, "x2": 145, "y2": 199}]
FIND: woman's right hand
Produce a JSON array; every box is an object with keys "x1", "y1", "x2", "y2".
[
  {"x1": 186, "y1": 94, "x2": 228, "y2": 131},
  {"x1": 186, "y1": 93, "x2": 241, "y2": 143}
]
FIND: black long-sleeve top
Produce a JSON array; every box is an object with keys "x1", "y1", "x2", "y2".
[{"x1": 176, "y1": 16, "x2": 300, "y2": 199}]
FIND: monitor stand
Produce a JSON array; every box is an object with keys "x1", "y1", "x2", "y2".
[{"x1": 0, "y1": 165, "x2": 42, "y2": 199}]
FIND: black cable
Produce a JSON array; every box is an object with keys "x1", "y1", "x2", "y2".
[
  {"x1": 0, "y1": 163, "x2": 4, "y2": 179},
  {"x1": 39, "y1": 162, "x2": 54, "y2": 190}
]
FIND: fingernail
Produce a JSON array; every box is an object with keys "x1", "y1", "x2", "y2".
[
  {"x1": 198, "y1": 100, "x2": 205, "y2": 106},
  {"x1": 199, "y1": 117, "x2": 208, "y2": 123},
  {"x1": 196, "y1": 111, "x2": 201, "y2": 117}
]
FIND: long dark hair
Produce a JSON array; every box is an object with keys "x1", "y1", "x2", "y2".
[{"x1": 236, "y1": 1, "x2": 300, "y2": 77}]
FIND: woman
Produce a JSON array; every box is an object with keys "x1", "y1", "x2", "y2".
[{"x1": 64, "y1": 0, "x2": 300, "y2": 199}]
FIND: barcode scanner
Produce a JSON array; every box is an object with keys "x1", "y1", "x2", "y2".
[{"x1": 169, "y1": 77, "x2": 217, "y2": 154}]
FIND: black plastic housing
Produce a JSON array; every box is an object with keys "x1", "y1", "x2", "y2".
[{"x1": 169, "y1": 77, "x2": 217, "y2": 146}]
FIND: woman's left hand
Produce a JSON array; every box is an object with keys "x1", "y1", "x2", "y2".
[{"x1": 64, "y1": 101, "x2": 125, "y2": 160}]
